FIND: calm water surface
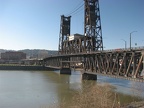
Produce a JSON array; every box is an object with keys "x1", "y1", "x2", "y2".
[{"x1": 0, "y1": 70, "x2": 144, "y2": 108}]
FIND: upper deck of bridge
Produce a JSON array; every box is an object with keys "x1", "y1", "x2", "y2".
[{"x1": 43, "y1": 46, "x2": 144, "y2": 60}]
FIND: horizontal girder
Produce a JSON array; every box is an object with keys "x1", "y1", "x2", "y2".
[{"x1": 43, "y1": 49, "x2": 144, "y2": 81}]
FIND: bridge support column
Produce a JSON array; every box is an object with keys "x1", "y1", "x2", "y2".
[
  {"x1": 60, "y1": 68, "x2": 71, "y2": 74},
  {"x1": 82, "y1": 73, "x2": 97, "y2": 80}
]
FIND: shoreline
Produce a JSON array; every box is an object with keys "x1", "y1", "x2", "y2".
[{"x1": 0, "y1": 65, "x2": 56, "y2": 71}]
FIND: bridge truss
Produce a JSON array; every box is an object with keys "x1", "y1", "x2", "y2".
[
  {"x1": 45, "y1": 0, "x2": 144, "y2": 81},
  {"x1": 44, "y1": 49, "x2": 144, "y2": 81}
]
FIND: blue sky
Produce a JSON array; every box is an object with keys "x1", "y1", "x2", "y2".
[{"x1": 0, "y1": 0, "x2": 144, "y2": 50}]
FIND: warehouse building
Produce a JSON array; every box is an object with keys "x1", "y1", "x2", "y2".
[{"x1": 1, "y1": 51, "x2": 26, "y2": 60}]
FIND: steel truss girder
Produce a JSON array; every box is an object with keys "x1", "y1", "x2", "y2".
[
  {"x1": 62, "y1": 36, "x2": 94, "y2": 54},
  {"x1": 44, "y1": 50, "x2": 144, "y2": 81}
]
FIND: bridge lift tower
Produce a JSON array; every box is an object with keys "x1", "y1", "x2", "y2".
[
  {"x1": 58, "y1": 15, "x2": 71, "y2": 54},
  {"x1": 84, "y1": 0, "x2": 103, "y2": 51},
  {"x1": 58, "y1": 0, "x2": 103, "y2": 54}
]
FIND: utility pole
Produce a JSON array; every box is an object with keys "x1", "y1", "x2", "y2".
[
  {"x1": 121, "y1": 39, "x2": 127, "y2": 49},
  {"x1": 130, "y1": 31, "x2": 137, "y2": 50}
]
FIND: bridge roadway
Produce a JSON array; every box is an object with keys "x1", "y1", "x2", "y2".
[{"x1": 43, "y1": 47, "x2": 144, "y2": 82}]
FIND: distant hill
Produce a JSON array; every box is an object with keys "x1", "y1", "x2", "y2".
[
  {"x1": 0, "y1": 49, "x2": 58, "y2": 59},
  {"x1": 0, "y1": 49, "x2": 14, "y2": 53}
]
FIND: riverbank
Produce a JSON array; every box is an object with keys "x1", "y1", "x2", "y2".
[
  {"x1": 122, "y1": 101, "x2": 144, "y2": 108},
  {"x1": 0, "y1": 65, "x2": 56, "y2": 71},
  {"x1": 47, "y1": 82, "x2": 144, "y2": 108}
]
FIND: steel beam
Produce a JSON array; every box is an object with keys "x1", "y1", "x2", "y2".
[{"x1": 44, "y1": 49, "x2": 144, "y2": 81}]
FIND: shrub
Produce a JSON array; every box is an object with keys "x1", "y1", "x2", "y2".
[{"x1": 70, "y1": 82, "x2": 120, "y2": 108}]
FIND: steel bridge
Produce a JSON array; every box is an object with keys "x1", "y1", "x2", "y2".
[
  {"x1": 43, "y1": 47, "x2": 144, "y2": 81},
  {"x1": 43, "y1": 0, "x2": 144, "y2": 81}
]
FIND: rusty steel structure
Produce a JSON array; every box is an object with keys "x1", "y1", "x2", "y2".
[
  {"x1": 58, "y1": 0, "x2": 103, "y2": 54},
  {"x1": 84, "y1": 0, "x2": 103, "y2": 51},
  {"x1": 43, "y1": 48, "x2": 144, "y2": 81},
  {"x1": 43, "y1": 0, "x2": 144, "y2": 81},
  {"x1": 58, "y1": 15, "x2": 71, "y2": 54}
]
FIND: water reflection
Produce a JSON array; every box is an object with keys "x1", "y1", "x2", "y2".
[
  {"x1": 0, "y1": 70, "x2": 144, "y2": 108},
  {"x1": 0, "y1": 71, "x2": 60, "y2": 108},
  {"x1": 0, "y1": 70, "x2": 83, "y2": 108},
  {"x1": 97, "y1": 75, "x2": 144, "y2": 97}
]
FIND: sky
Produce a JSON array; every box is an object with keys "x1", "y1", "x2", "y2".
[{"x1": 0, "y1": 0, "x2": 144, "y2": 51}]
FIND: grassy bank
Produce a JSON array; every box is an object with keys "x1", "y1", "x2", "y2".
[{"x1": 46, "y1": 81, "x2": 143, "y2": 108}]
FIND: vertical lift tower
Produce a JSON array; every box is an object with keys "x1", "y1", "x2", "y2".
[
  {"x1": 84, "y1": 0, "x2": 103, "y2": 51},
  {"x1": 58, "y1": 0, "x2": 103, "y2": 54},
  {"x1": 58, "y1": 15, "x2": 71, "y2": 54}
]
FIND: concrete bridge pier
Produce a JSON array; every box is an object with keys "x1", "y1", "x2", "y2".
[
  {"x1": 82, "y1": 73, "x2": 97, "y2": 80},
  {"x1": 60, "y1": 68, "x2": 71, "y2": 74},
  {"x1": 60, "y1": 57, "x2": 71, "y2": 74}
]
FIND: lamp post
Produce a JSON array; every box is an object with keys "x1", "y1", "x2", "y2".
[
  {"x1": 121, "y1": 39, "x2": 127, "y2": 49},
  {"x1": 130, "y1": 31, "x2": 137, "y2": 50}
]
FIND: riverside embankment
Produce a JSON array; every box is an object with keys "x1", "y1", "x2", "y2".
[{"x1": 0, "y1": 65, "x2": 55, "y2": 71}]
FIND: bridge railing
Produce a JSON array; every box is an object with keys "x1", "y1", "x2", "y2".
[{"x1": 104, "y1": 46, "x2": 144, "y2": 52}]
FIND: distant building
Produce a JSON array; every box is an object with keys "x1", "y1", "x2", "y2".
[{"x1": 1, "y1": 51, "x2": 26, "y2": 60}]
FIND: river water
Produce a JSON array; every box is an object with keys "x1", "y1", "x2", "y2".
[{"x1": 0, "y1": 70, "x2": 144, "y2": 108}]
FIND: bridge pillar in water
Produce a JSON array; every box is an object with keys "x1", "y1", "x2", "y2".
[
  {"x1": 82, "y1": 73, "x2": 97, "y2": 80},
  {"x1": 60, "y1": 68, "x2": 71, "y2": 75}
]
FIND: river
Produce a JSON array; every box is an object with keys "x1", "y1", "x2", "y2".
[{"x1": 0, "y1": 70, "x2": 144, "y2": 108}]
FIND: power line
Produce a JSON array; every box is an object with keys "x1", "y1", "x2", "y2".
[
  {"x1": 66, "y1": 1, "x2": 84, "y2": 16},
  {"x1": 71, "y1": 7, "x2": 83, "y2": 16}
]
